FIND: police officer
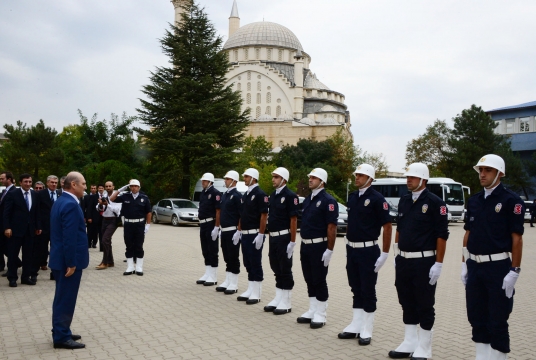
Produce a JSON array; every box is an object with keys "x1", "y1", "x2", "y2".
[
  {"x1": 109, "y1": 179, "x2": 151, "y2": 276},
  {"x1": 215, "y1": 170, "x2": 242, "y2": 294},
  {"x1": 297, "y1": 168, "x2": 338, "y2": 329},
  {"x1": 235, "y1": 168, "x2": 268, "y2": 304},
  {"x1": 338, "y1": 164, "x2": 392, "y2": 345},
  {"x1": 196, "y1": 173, "x2": 221, "y2": 286},
  {"x1": 264, "y1": 167, "x2": 299, "y2": 315},
  {"x1": 461, "y1": 155, "x2": 524, "y2": 360},
  {"x1": 388, "y1": 163, "x2": 449, "y2": 360}
]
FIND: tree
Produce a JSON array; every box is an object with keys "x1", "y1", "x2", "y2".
[
  {"x1": 137, "y1": 0, "x2": 249, "y2": 198},
  {"x1": 358, "y1": 151, "x2": 389, "y2": 178},
  {"x1": 234, "y1": 136, "x2": 274, "y2": 173},
  {"x1": 0, "y1": 120, "x2": 64, "y2": 180},
  {"x1": 405, "y1": 119, "x2": 451, "y2": 177}
]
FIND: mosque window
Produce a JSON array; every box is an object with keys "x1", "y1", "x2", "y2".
[
  {"x1": 247, "y1": 71, "x2": 251, "y2": 80},
  {"x1": 257, "y1": 75, "x2": 261, "y2": 79},
  {"x1": 234, "y1": 50, "x2": 238, "y2": 61},
  {"x1": 237, "y1": 83, "x2": 241, "y2": 91},
  {"x1": 244, "y1": 48, "x2": 249, "y2": 60},
  {"x1": 276, "y1": 106, "x2": 281, "y2": 117},
  {"x1": 266, "y1": 106, "x2": 271, "y2": 115},
  {"x1": 247, "y1": 93, "x2": 251, "y2": 104},
  {"x1": 267, "y1": 86, "x2": 271, "y2": 90},
  {"x1": 256, "y1": 106, "x2": 261, "y2": 118},
  {"x1": 266, "y1": 92, "x2": 271, "y2": 103},
  {"x1": 257, "y1": 82, "x2": 261, "y2": 91},
  {"x1": 256, "y1": 48, "x2": 260, "y2": 59},
  {"x1": 267, "y1": 49, "x2": 272, "y2": 60},
  {"x1": 238, "y1": 76, "x2": 241, "y2": 80},
  {"x1": 256, "y1": 93, "x2": 261, "y2": 104},
  {"x1": 247, "y1": 82, "x2": 251, "y2": 91},
  {"x1": 278, "y1": 50, "x2": 283, "y2": 62},
  {"x1": 277, "y1": 99, "x2": 281, "y2": 103}
]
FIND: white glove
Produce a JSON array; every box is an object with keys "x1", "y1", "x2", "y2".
[
  {"x1": 502, "y1": 271, "x2": 519, "y2": 298},
  {"x1": 253, "y1": 233, "x2": 264, "y2": 250},
  {"x1": 374, "y1": 252, "x2": 389, "y2": 273},
  {"x1": 321, "y1": 249, "x2": 333, "y2": 267},
  {"x1": 232, "y1": 230, "x2": 242, "y2": 245},
  {"x1": 144, "y1": 224, "x2": 150, "y2": 234},
  {"x1": 461, "y1": 262, "x2": 468, "y2": 286},
  {"x1": 211, "y1": 226, "x2": 219, "y2": 241},
  {"x1": 286, "y1": 242, "x2": 296, "y2": 259},
  {"x1": 429, "y1": 262, "x2": 443, "y2": 285},
  {"x1": 118, "y1": 184, "x2": 129, "y2": 192}
]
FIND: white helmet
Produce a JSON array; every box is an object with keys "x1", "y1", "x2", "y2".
[
  {"x1": 307, "y1": 168, "x2": 328, "y2": 183},
  {"x1": 129, "y1": 179, "x2": 141, "y2": 186},
  {"x1": 272, "y1": 167, "x2": 289, "y2": 182},
  {"x1": 242, "y1": 168, "x2": 259, "y2": 180},
  {"x1": 473, "y1": 154, "x2": 505, "y2": 175},
  {"x1": 223, "y1": 170, "x2": 239, "y2": 182},
  {"x1": 200, "y1": 173, "x2": 215, "y2": 182},
  {"x1": 354, "y1": 164, "x2": 375, "y2": 180},
  {"x1": 403, "y1": 163, "x2": 429, "y2": 180}
]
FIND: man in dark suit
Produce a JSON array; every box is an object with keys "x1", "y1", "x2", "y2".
[
  {"x1": 0, "y1": 171, "x2": 18, "y2": 275},
  {"x1": 86, "y1": 184, "x2": 104, "y2": 250},
  {"x1": 50, "y1": 171, "x2": 89, "y2": 350},
  {"x1": 3, "y1": 173, "x2": 41, "y2": 286},
  {"x1": 36, "y1": 175, "x2": 62, "y2": 275}
]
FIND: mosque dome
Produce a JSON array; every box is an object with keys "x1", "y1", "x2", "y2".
[
  {"x1": 276, "y1": 114, "x2": 294, "y2": 121},
  {"x1": 320, "y1": 105, "x2": 337, "y2": 112},
  {"x1": 257, "y1": 114, "x2": 273, "y2": 121},
  {"x1": 304, "y1": 72, "x2": 330, "y2": 90},
  {"x1": 300, "y1": 118, "x2": 316, "y2": 126},
  {"x1": 316, "y1": 117, "x2": 339, "y2": 125},
  {"x1": 223, "y1": 22, "x2": 304, "y2": 51}
]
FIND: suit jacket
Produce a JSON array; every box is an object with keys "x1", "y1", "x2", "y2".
[
  {"x1": 3, "y1": 188, "x2": 40, "y2": 237},
  {"x1": 37, "y1": 188, "x2": 62, "y2": 234},
  {"x1": 85, "y1": 193, "x2": 103, "y2": 222},
  {"x1": 0, "y1": 186, "x2": 17, "y2": 231},
  {"x1": 49, "y1": 193, "x2": 89, "y2": 270}
]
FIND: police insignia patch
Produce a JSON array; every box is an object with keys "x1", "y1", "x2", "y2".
[
  {"x1": 281, "y1": 197, "x2": 285, "y2": 203},
  {"x1": 440, "y1": 206, "x2": 447, "y2": 215},
  {"x1": 264, "y1": 196, "x2": 269, "y2": 203},
  {"x1": 383, "y1": 202, "x2": 388, "y2": 210},
  {"x1": 316, "y1": 201, "x2": 321, "y2": 207},
  {"x1": 364, "y1": 199, "x2": 370, "y2": 207},
  {"x1": 216, "y1": 195, "x2": 220, "y2": 201},
  {"x1": 495, "y1": 203, "x2": 502, "y2": 213},
  {"x1": 514, "y1": 204, "x2": 522, "y2": 215},
  {"x1": 141, "y1": 199, "x2": 144, "y2": 202},
  {"x1": 208, "y1": 194, "x2": 212, "y2": 199},
  {"x1": 328, "y1": 204, "x2": 335, "y2": 211},
  {"x1": 294, "y1": 198, "x2": 298, "y2": 205},
  {"x1": 230, "y1": 195, "x2": 233, "y2": 199},
  {"x1": 422, "y1": 204, "x2": 428, "y2": 213},
  {"x1": 251, "y1": 195, "x2": 255, "y2": 200}
]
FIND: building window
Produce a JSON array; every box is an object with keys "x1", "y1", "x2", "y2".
[
  {"x1": 276, "y1": 106, "x2": 281, "y2": 117},
  {"x1": 255, "y1": 48, "x2": 260, "y2": 59},
  {"x1": 266, "y1": 92, "x2": 271, "y2": 103},
  {"x1": 505, "y1": 119, "x2": 515, "y2": 134},
  {"x1": 277, "y1": 98, "x2": 281, "y2": 103},
  {"x1": 278, "y1": 49, "x2": 283, "y2": 62},
  {"x1": 237, "y1": 83, "x2": 241, "y2": 91},
  {"x1": 247, "y1": 71, "x2": 251, "y2": 80},
  {"x1": 267, "y1": 48, "x2": 272, "y2": 60},
  {"x1": 266, "y1": 106, "x2": 271, "y2": 115},
  {"x1": 256, "y1": 106, "x2": 261, "y2": 118},
  {"x1": 244, "y1": 48, "x2": 249, "y2": 60},
  {"x1": 247, "y1": 82, "x2": 251, "y2": 91},
  {"x1": 257, "y1": 82, "x2": 261, "y2": 91},
  {"x1": 520, "y1": 117, "x2": 530, "y2": 132},
  {"x1": 234, "y1": 50, "x2": 238, "y2": 61},
  {"x1": 256, "y1": 93, "x2": 261, "y2": 104},
  {"x1": 247, "y1": 93, "x2": 251, "y2": 104}
]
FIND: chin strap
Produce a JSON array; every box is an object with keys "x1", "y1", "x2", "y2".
[
  {"x1": 359, "y1": 177, "x2": 372, "y2": 190},
  {"x1": 412, "y1": 178, "x2": 424, "y2": 192},
  {"x1": 485, "y1": 172, "x2": 501, "y2": 190},
  {"x1": 314, "y1": 181, "x2": 324, "y2": 191},
  {"x1": 226, "y1": 181, "x2": 236, "y2": 189}
]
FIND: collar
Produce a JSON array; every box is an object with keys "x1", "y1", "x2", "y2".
[
  {"x1": 359, "y1": 185, "x2": 370, "y2": 197},
  {"x1": 275, "y1": 184, "x2": 286, "y2": 195},
  {"x1": 247, "y1": 184, "x2": 258, "y2": 194},
  {"x1": 311, "y1": 188, "x2": 324, "y2": 199},
  {"x1": 20, "y1": 187, "x2": 31, "y2": 194},
  {"x1": 6, "y1": 184, "x2": 14, "y2": 191},
  {"x1": 49, "y1": 188, "x2": 56, "y2": 194},
  {"x1": 64, "y1": 191, "x2": 80, "y2": 204},
  {"x1": 226, "y1": 186, "x2": 236, "y2": 193},
  {"x1": 484, "y1": 182, "x2": 501, "y2": 199},
  {"x1": 412, "y1": 188, "x2": 425, "y2": 201},
  {"x1": 204, "y1": 184, "x2": 213, "y2": 192},
  {"x1": 132, "y1": 192, "x2": 139, "y2": 199}
]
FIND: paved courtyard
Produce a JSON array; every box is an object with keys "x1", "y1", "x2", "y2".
[{"x1": 0, "y1": 223, "x2": 534, "y2": 359}]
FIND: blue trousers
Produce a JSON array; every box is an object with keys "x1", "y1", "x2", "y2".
[
  {"x1": 51, "y1": 269, "x2": 83, "y2": 343},
  {"x1": 346, "y1": 245, "x2": 380, "y2": 312},
  {"x1": 300, "y1": 241, "x2": 329, "y2": 302},
  {"x1": 220, "y1": 230, "x2": 240, "y2": 274},
  {"x1": 466, "y1": 258, "x2": 513, "y2": 353},
  {"x1": 268, "y1": 234, "x2": 294, "y2": 290},
  {"x1": 124, "y1": 222, "x2": 145, "y2": 259},
  {"x1": 199, "y1": 224, "x2": 218, "y2": 267},
  {"x1": 241, "y1": 233, "x2": 263, "y2": 281}
]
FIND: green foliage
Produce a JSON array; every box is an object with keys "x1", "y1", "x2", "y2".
[
  {"x1": 358, "y1": 151, "x2": 389, "y2": 178},
  {"x1": 234, "y1": 136, "x2": 273, "y2": 173},
  {"x1": 137, "y1": 0, "x2": 249, "y2": 198},
  {"x1": 83, "y1": 160, "x2": 137, "y2": 187}
]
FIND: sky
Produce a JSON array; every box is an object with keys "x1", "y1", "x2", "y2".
[{"x1": 1, "y1": 0, "x2": 535, "y2": 172}]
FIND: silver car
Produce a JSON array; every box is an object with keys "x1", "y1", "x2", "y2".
[{"x1": 152, "y1": 198, "x2": 199, "y2": 226}]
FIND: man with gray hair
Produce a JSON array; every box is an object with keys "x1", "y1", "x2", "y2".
[{"x1": 34, "y1": 181, "x2": 45, "y2": 191}]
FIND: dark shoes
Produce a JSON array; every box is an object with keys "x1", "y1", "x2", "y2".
[
  {"x1": 196, "y1": 279, "x2": 206, "y2": 284},
  {"x1": 273, "y1": 308, "x2": 291, "y2": 315},
  {"x1": 297, "y1": 317, "x2": 312, "y2": 324},
  {"x1": 50, "y1": 272, "x2": 55, "y2": 281},
  {"x1": 264, "y1": 305, "x2": 276, "y2": 312},
  {"x1": 21, "y1": 278, "x2": 36, "y2": 285},
  {"x1": 71, "y1": 334, "x2": 82, "y2": 341},
  {"x1": 310, "y1": 321, "x2": 325, "y2": 329},
  {"x1": 123, "y1": 271, "x2": 134, "y2": 276},
  {"x1": 135, "y1": 271, "x2": 143, "y2": 276},
  {"x1": 388, "y1": 350, "x2": 412, "y2": 358},
  {"x1": 53, "y1": 339, "x2": 85, "y2": 349},
  {"x1": 215, "y1": 285, "x2": 227, "y2": 292},
  {"x1": 338, "y1": 332, "x2": 359, "y2": 339},
  {"x1": 9, "y1": 281, "x2": 17, "y2": 287},
  {"x1": 1, "y1": 272, "x2": 7, "y2": 277},
  {"x1": 358, "y1": 337, "x2": 371, "y2": 346}
]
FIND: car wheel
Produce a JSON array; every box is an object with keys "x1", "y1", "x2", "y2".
[
  {"x1": 171, "y1": 215, "x2": 180, "y2": 227},
  {"x1": 152, "y1": 212, "x2": 159, "y2": 224}
]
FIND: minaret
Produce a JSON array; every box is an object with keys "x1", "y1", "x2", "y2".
[
  {"x1": 171, "y1": 0, "x2": 192, "y2": 25},
  {"x1": 293, "y1": 48, "x2": 304, "y2": 119},
  {"x1": 229, "y1": 0, "x2": 240, "y2": 37}
]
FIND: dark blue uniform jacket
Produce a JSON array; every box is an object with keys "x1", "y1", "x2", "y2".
[
  {"x1": 198, "y1": 186, "x2": 221, "y2": 222},
  {"x1": 239, "y1": 186, "x2": 268, "y2": 231},
  {"x1": 300, "y1": 189, "x2": 338, "y2": 239},
  {"x1": 115, "y1": 192, "x2": 151, "y2": 219},
  {"x1": 219, "y1": 188, "x2": 242, "y2": 228},
  {"x1": 268, "y1": 186, "x2": 299, "y2": 233},
  {"x1": 346, "y1": 187, "x2": 391, "y2": 242}
]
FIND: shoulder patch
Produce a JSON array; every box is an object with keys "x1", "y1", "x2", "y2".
[
  {"x1": 383, "y1": 202, "x2": 388, "y2": 210},
  {"x1": 216, "y1": 195, "x2": 220, "y2": 201},
  {"x1": 264, "y1": 196, "x2": 269, "y2": 203},
  {"x1": 294, "y1": 198, "x2": 298, "y2": 205},
  {"x1": 328, "y1": 204, "x2": 335, "y2": 211},
  {"x1": 440, "y1": 206, "x2": 447, "y2": 215},
  {"x1": 514, "y1": 204, "x2": 522, "y2": 215}
]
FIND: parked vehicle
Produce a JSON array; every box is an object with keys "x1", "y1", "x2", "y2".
[
  {"x1": 337, "y1": 203, "x2": 348, "y2": 235},
  {"x1": 152, "y1": 198, "x2": 199, "y2": 226},
  {"x1": 525, "y1": 201, "x2": 534, "y2": 222},
  {"x1": 192, "y1": 178, "x2": 248, "y2": 206}
]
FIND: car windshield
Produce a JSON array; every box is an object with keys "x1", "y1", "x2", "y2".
[
  {"x1": 172, "y1": 200, "x2": 197, "y2": 209},
  {"x1": 338, "y1": 203, "x2": 347, "y2": 214},
  {"x1": 444, "y1": 184, "x2": 464, "y2": 206}
]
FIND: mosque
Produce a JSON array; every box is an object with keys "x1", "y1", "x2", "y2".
[{"x1": 171, "y1": 0, "x2": 352, "y2": 150}]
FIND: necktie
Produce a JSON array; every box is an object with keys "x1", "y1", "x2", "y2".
[
  {"x1": 0, "y1": 189, "x2": 6, "y2": 203},
  {"x1": 24, "y1": 191, "x2": 29, "y2": 210},
  {"x1": 50, "y1": 191, "x2": 55, "y2": 203}
]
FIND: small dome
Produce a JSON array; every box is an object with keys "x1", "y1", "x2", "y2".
[
  {"x1": 223, "y1": 22, "x2": 304, "y2": 51},
  {"x1": 276, "y1": 114, "x2": 294, "y2": 121},
  {"x1": 320, "y1": 105, "x2": 337, "y2": 112},
  {"x1": 300, "y1": 118, "x2": 316, "y2": 126},
  {"x1": 257, "y1": 114, "x2": 273, "y2": 121},
  {"x1": 317, "y1": 117, "x2": 339, "y2": 125},
  {"x1": 304, "y1": 72, "x2": 330, "y2": 90}
]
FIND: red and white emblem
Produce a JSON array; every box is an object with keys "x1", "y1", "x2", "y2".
[
  {"x1": 264, "y1": 196, "x2": 269, "y2": 203},
  {"x1": 440, "y1": 206, "x2": 447, "y2": 215},
  {"x1": 216, "y1": 195, "x2": 220, "y2": 201},
  {"x1": 294, "y1": 198, "x2": 298, "y2": 205},
  {"x1": 328, "y1": 204, "x2": 335, "y2": 211},
  {"x1": 514, "y1": 204, "x2": 522, "y2": 215},
  {"x1": 383, "y1": 202, "x2": 388, "y2": 210}
]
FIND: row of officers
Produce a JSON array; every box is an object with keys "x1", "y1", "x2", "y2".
[{"x1": 195, "y1": 154, "x2": 524, "y2": 360}]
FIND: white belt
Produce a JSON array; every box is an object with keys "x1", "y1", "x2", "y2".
[
  {"x1": 466, "y1": 250, "x2": 510, "y2": 263},
  {"x1": 301, "y1": 237, "x2": 327, "y2": 244},
  {"x1": 199, "y1": 217, "x2": 214, "y2": 224},
  {"x1": 124, "y1": 218, "x2": 145, "y2": 223},
  {"x1": 221, "y1": 226, "x2": 237, "y2": 232},
  {"x1": 397, "y1": 249, "x2": 436, "y2": 259},
  {"x1": 242, "y1": 229, "x2": 259, "y2": 235},
  {"x1": 270, "y1": 229, "x2": 290, "y2": 237},
  {"x1": 345, "y1": 238, "x2": 377, "y2": 248}
]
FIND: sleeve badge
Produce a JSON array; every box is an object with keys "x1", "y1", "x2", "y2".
[
  {"x1": 383, "y1": 202, "x2": 388, "y2": 210},
  {"x1": 514, "y1": 204, "x2": 522, "y2": 215},
  {"x1": 294, "y1": 198, "x2": 298, "y2": 205},
  {"x1": 328, "y1": 204, "x2": 335, "y2": 211},
  {"x1": 216, "y1": 195, "x2": 220, "y2": 201},
  {"x1": 264, "y1": 196, "x2": 269, "y2": 203},
  {"x1": 440, "y1": 206, "x2": 447, "y2": 215}
]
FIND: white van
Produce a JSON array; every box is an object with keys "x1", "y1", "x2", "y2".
[{"x1": 191, "y1": 178, "x2": 248, "y2": 206}]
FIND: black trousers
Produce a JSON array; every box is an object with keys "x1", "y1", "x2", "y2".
[
  {"x1": 124, "y1": 222, "x2": 145, "y2": 259},
  {"x1": 199, "y1": 224, "x2": 218, "y2": 267},
  {"x1": 300, "y1": 241, "x2": 329, "y2": 302},
  {"x1": 221, "y1": 230, "x2": 240, "y2": 274},
  {"x1": 346, "y1": 244, "x2": 380, "y2": 312},
  {"x1": 34, "y1": 232, "x2": 50, "y2": 268},
  {"x1": 7, "y1": 232, "x2": 35, "y2": 281},
  {"x1": 241, "y1": 233, "x2": 263, "y2": 281},
  {"x1": 394, "y1": 255, "x2": 436, "y2": 330},
  {"x1": 87, "y1": 219, "x2": 102, "y2": 249},
  {"x1": 268, "y1": 234, "x2": 294, "y2": 290},
  {"x1": 101, "y1": 218, "x2": 117, "y2": 265},
  {"x1": 466, "y1": 258, "x2": 513, "y2": 353}
]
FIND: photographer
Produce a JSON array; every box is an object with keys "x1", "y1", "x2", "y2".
[{"x1": 95, "y1": 181, "x2": 121, "y2": 270}]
